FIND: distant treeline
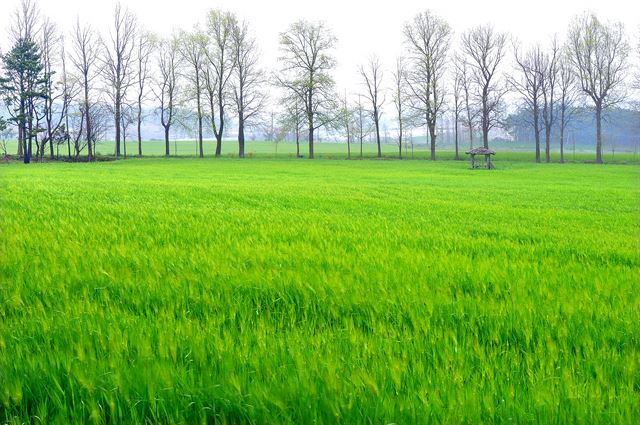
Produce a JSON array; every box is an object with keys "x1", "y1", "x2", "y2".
[{"x1": 505, "y1": 107, "x2": 640, "y2": 151}]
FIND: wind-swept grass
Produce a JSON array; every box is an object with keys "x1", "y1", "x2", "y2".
[{"x1": 1, "y1": 158, "x2": 639, "y2": 424}]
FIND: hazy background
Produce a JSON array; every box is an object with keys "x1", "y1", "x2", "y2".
[
  {"x1": 0, "y1": 0, "x2": 638, "y2": 148},
  {"x1": 1, "y1": 0, "x2": 638, "y2": 91}
]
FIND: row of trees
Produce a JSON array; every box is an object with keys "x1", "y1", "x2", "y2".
[
  {"x1": 1, "y1": 1, "x2": 638, "y2": 164},
  {"x1": 0, "y1": 1, "x2": 267, "y2": 163},
  {"x1": 276, "y1": 11, "x2": 636, "y2": 164}
]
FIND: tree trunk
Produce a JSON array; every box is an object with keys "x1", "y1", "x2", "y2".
[
  {"x1": 429, "y1": 120, "x2": 436, "y2": 161},
  {"x1": 238, "y1": 116, "x2": 245, "y2": 158},
  {"x1": 482, "y1": 125, "x2": 489, "y2": 149},
  {"x1": 347, "y1": 135, "x2": 351, "y2": 159},
  {"x1": 17, "y1": 125, "x2": 23, "y2": 156},
  {"x1": 48, "y1": 124, "x2": 54, "y2": 160},
  {"x1": 197, "y1": 88, "x2": 203, "y2": 158},
  {"x1": 308, "y1": 125, "x2": 314, "y2": 159},
  {"x1": 84, "y1": 83, "x2": 93, "y2": 161},
  {"x1": 47, "y1": 92, "x2": 54, "y2": 159},
  {"x1": 534, "y1": 107, "x2": 541, "y2": 163},
  {"x1": 482, "y1": 90, "x2": 489, "y2": 149},
  {"x1": 545, "y1": 126, "x2": 551, "y2": 163},
  {"x1": 398, "y1": 118, "x2": 403, "y2": 160},
  {"x1": 295, "y1": 128, "x2": 300, "y2": 158},
  {"x1": 214, "y1": 135, "x2": 222, "y2": 157},
  {"x1": 137, "y1": 102, "x2": 143, "y2": 156},
  {"x1": 26, "y1": 118, "x2": 33, "y2": 164},
  {"x1": 595, "y1": 104, "x2": 603, "y2": 164},
  {"x1": 454, "y1": 118, "x2": 459, "y2": 160},
  {"x1": 215, "y1": 92, "x2": 224, "y2": 157},
  {"x1": 66, "y1": 110, "x2": 71, "y2": 159},
  {"x1": 115, "y1": 93, "x2": 121, "y2": 159},
  {"x1": 164, "y1": 126, "x2": 170, "y2": 156},
  {"x1": 375, "y1": 116, "x2": 381, "y2": 158},
  {"x1": 560, "y1": 125, "x2": 565, "y2": 164},
  {"x1": 39, "y1": 136, "x2": 44, "y2": 161},
  {"x1": 22, "y1": 138, "x2": 29, "y2": 163}
]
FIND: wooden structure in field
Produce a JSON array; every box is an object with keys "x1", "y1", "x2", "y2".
[{"x1": 466, "y1": 147, "x2": 495, "y2": 169}]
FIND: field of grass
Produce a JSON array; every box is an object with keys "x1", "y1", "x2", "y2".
[{"x1": 1, "y1": 157, "x2": 639, "y2": 423}]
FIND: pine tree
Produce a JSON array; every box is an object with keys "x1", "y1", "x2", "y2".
[{"x1": 0, "y1": 37, "x2": 48, "y2": 163}]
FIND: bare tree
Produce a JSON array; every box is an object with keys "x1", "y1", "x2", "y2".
[
  {"x1": 39, "y1": 18, "x2": 70, "y2": 160},
  {"x1": 279, "y1": 95, "x2": 306, "y2": 158},
  {"x1": 121, "y1": 102, "x2": 135, "y2": 158},
  {"x1": 557, "y1": 54, "x2": 579, "y2": 163},
  {"x1": 540, "y1": 38, "x2": 560, "y2": 163},
  {"x1": 69, "y1": 106, "x2": 86, "y2": 160},
  {"x1": 456, "y1": 59, "x2": 478, "y2": 148},
  {"x1": 135, "y1": 31, "x2": 154, "y2": 156},
  {"x1": 68, "y1": 100, "x2": 109, "y2": 160},
  {"x1": 404, "y1": 10, "x2": 452, "y2": 160},
  {"x1": 204, "y1": 10, "x2": 236, "y2": 157},
  {"x1": 358, "y1": 56, "x2": 384, "y2": 158},
  {"x1": 510, "y1": 42, "x2": 544, "y2": 162},
  {"x1": 9, "y1": 0, "x2": 40, "y2": 43},
  {"x1": 451, "y1": 58, "x2": 464, "y2": 160},
  {"x1": 231, "y1": 19, "x2": 267, "y2": 158},
  {"x1": 70, "y1": 20, "x2": 100, "y2": 161},
  {"x1": 89, "y1": 101, "x2": 111, "y2": 152},
  {"x1": 332, "y1": 90, "x2": 355, "y2": 159},
  {"x1": 57, "y1": 36, "x2": 77, "y2": 159},
  {"x1": 354, "y1": 94, "x2": 371, "y2": 158},
  {"x1": 155, "y1": 36, "x2": 180, "y2": 156},
  {"x1": 461, "y1": 24, "x2": 508, "y2": 148},
  {"x1": 567, "y1": 13, "x2": 630, "y2": 163},
  {"x1": 392, "y1": 57, "x2": 408, "y2": 159},
  {"x1": 276, "y1": 20, "x2": 337, "y2": 159},
  {"x1": 179, "y1": 28, "x2": 207, "y2": 158},
  {"x1": 62, "y1": 38, "x2": 80, "y2": 159},
  {"x1": 101, "y1": 2, "x2": 137, "y2": 159},
  {"x1": 7, "y1": 0, "x2": 40, "y2": 156}
]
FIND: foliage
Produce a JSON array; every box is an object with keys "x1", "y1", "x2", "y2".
[{"x1": 276, "y1": 20, "x2": 338, "y2": 158}]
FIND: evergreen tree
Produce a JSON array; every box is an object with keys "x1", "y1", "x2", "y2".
[{"x1": 0, "y1": 37, "x2": 48, "y2": 163}]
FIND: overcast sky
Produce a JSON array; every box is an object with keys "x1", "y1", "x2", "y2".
[{"x1": 1, "y1": 0, "x2": 638, "y2": 93}]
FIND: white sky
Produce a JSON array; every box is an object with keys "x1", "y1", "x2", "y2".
[{"x1": 1, "y1": 0, "x2": 638, "y2": 97}]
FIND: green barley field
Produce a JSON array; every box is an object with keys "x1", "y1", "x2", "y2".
[{"x1": 1, "y1": 153, "x2": 639, "y2": 423}]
